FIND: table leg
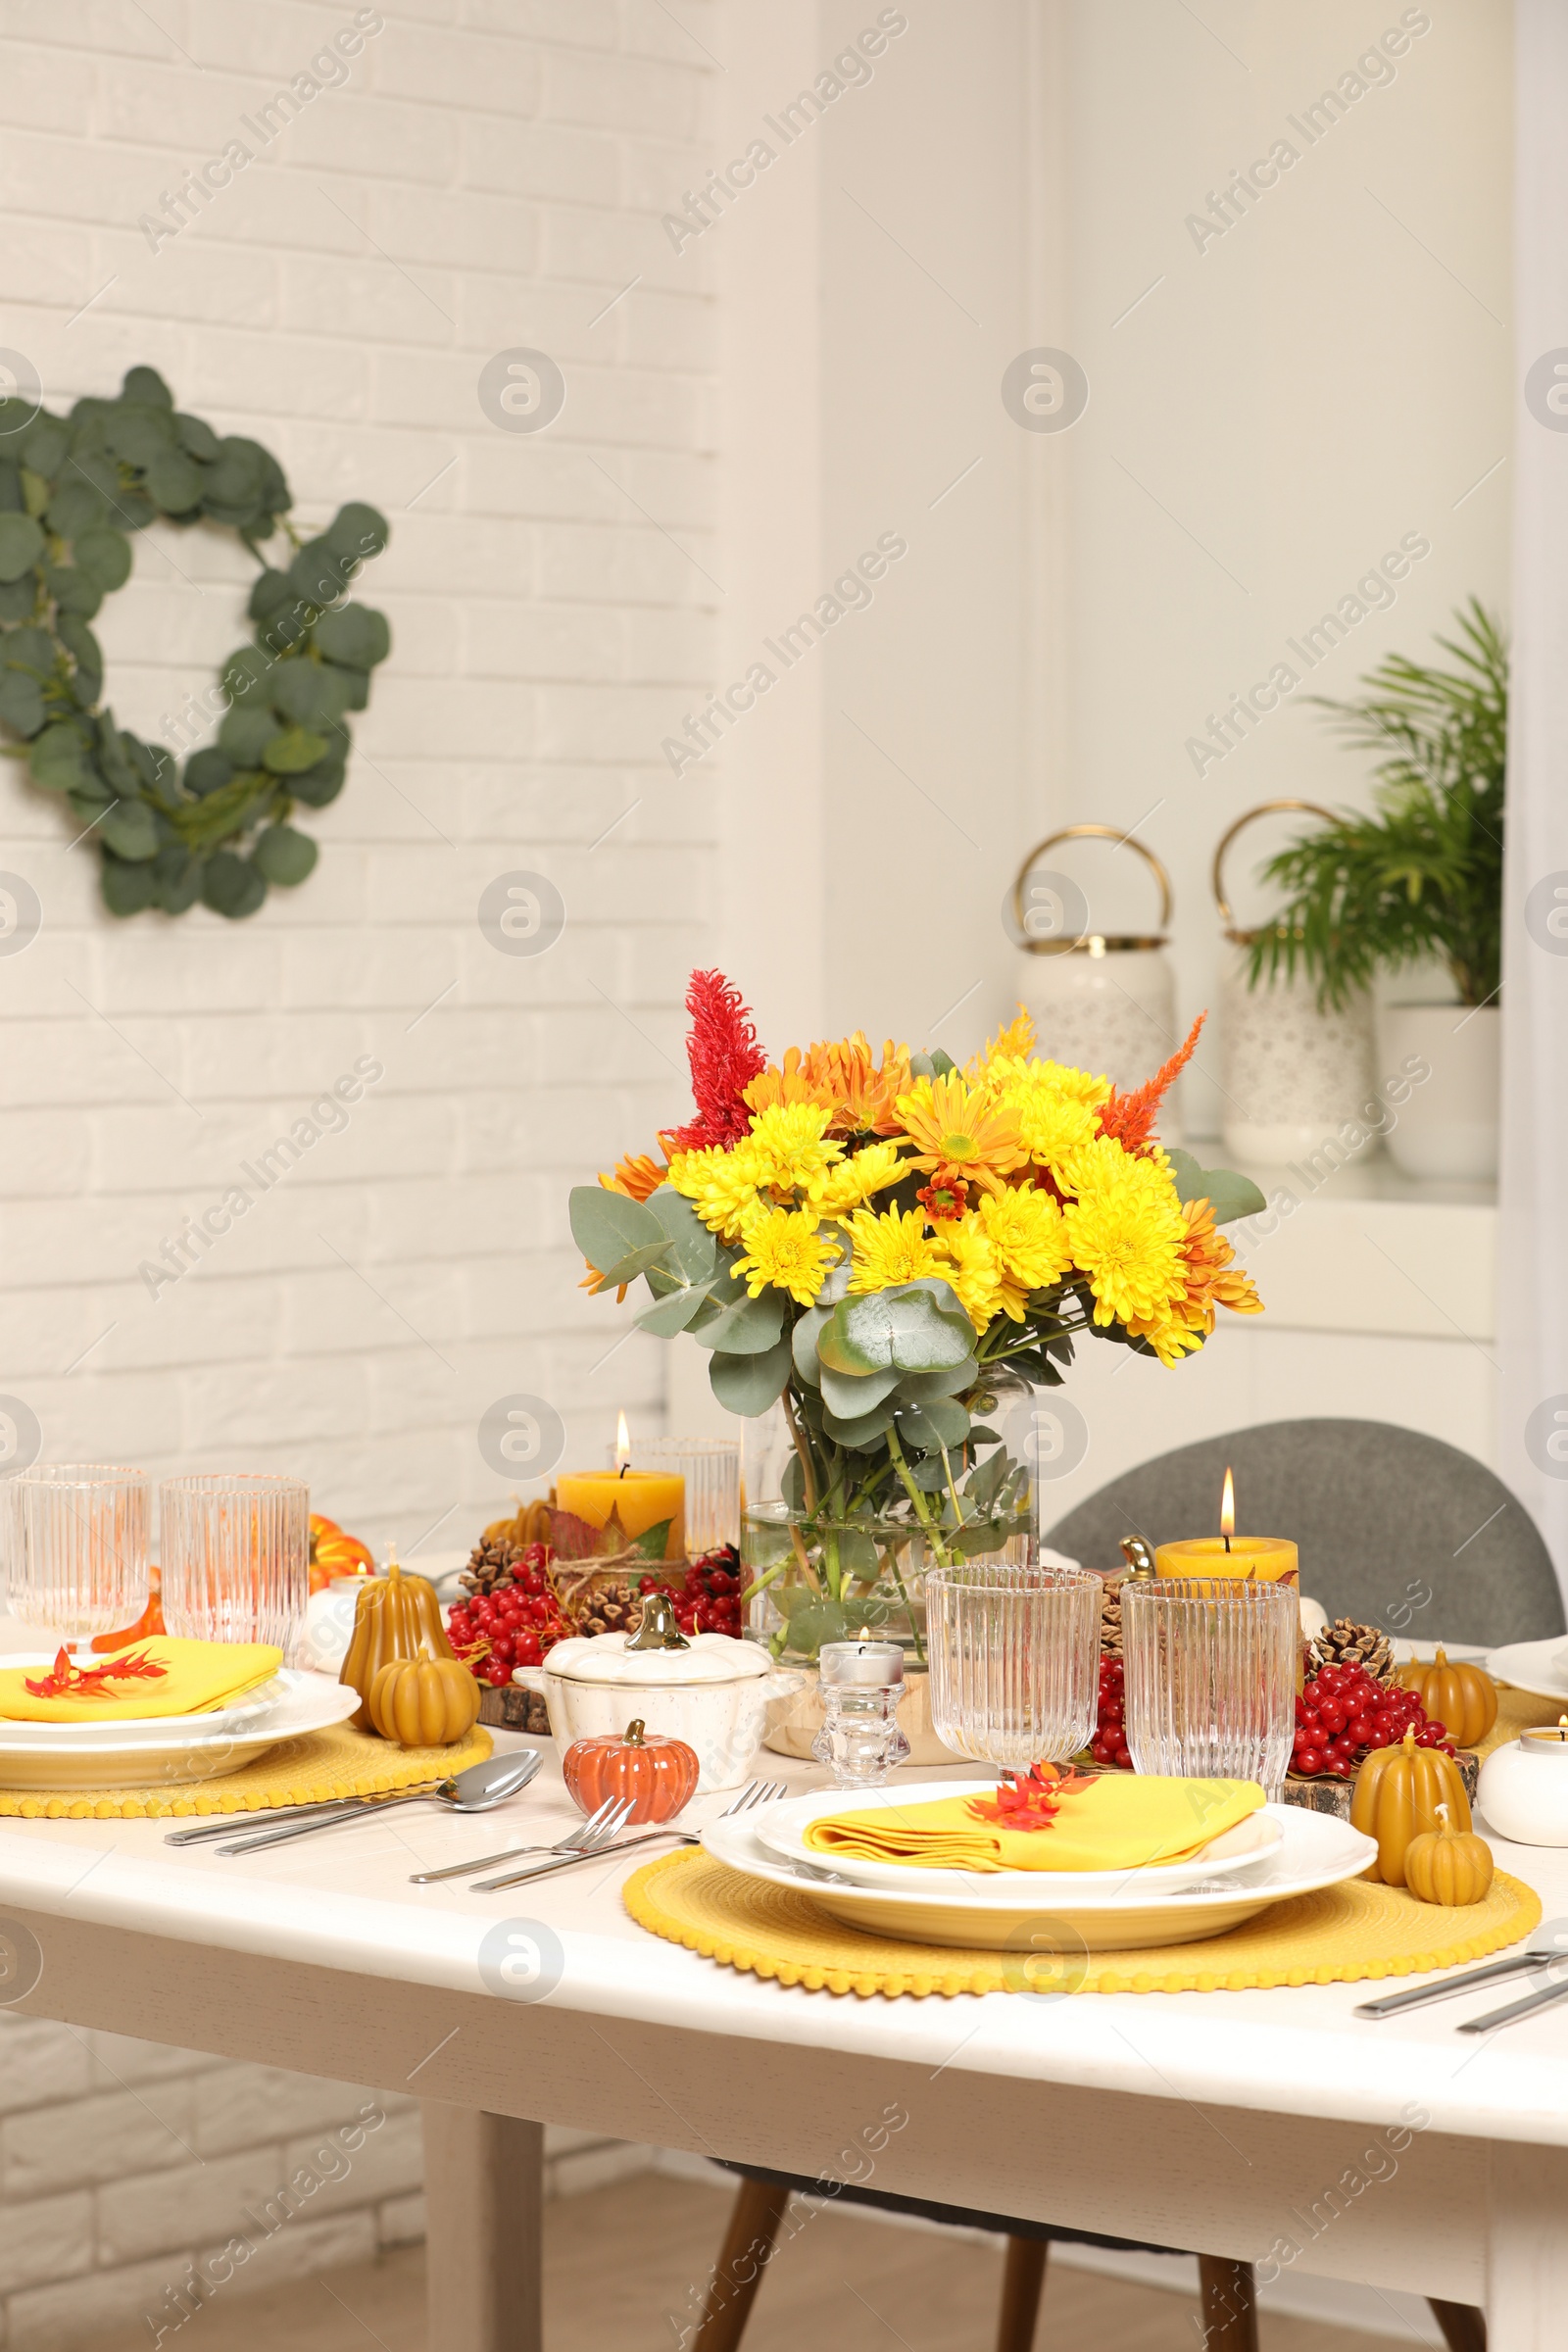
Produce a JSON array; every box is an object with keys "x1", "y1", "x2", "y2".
[
  {"x1": 421, "y1": 2103, "x2": 542, "y2": 2352},
  {"x1": 1486, "y1": 2142, "x2": 1568, "y2": 2352}
]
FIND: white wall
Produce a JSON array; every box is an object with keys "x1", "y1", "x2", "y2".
[{"x1": 0, "y1": 0, "x2": 722, "y2": 1555}]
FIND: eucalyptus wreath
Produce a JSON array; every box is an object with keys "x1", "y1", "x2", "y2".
[{"x1": 0, "y1": 364, "x2": 391, "y2": 919}]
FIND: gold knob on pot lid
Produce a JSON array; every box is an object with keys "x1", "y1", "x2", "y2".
[{"x1": 1011, "y1": 824, "x2": 1173, "y2": 955}]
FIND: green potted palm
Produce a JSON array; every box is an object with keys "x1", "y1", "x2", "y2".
[{"x1": 1246, "y1": 600, "x2": 1504, "y2": 1180}]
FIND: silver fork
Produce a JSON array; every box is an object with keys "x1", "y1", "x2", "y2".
[
  {"x1": 404, "y1": 1795, "x2": 636, "y2": 1885},
  {"x1": 459, "y1": 1775, "x2": 787, "y2": 1893}
]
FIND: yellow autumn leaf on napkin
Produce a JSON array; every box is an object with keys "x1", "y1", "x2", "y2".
[
  {"x1": 804, "y1": 1775, "x2": 1265, "y2": 1874},
  {"x1": 0, "y1": 1639, "x2": 283, "y2": 1724}
]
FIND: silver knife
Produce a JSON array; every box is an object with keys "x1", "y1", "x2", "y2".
[
  {"x1": 1354, "y1": 1946, "x2": 1568, "y2": 2020},
  {"x1": 1457, "y1": 1974, "x2": 1568, "y2": 2034},
  {"x1": 164, "y1": 1786, "x2": 445, "y2": 1846}
]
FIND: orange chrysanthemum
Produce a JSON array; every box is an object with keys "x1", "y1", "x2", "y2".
[
  {"x1": 746, "y1": 1032, "x2": 913, "y2": 1137},
  {"x1": 599, "y1": 1152, "x2": 665, "y2": 1203},
  {"x1": 895, "y1": 1072, "x2": 1027, "y2": 1196},
  {"x1": 1176, "y1": 1196, "x2": 1262, "y2": 1334}
]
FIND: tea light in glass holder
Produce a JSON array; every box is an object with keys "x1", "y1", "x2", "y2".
[
  {"x1": 1478, "y1": 1715, "x2": 1568, "y2": 1846},
  {"x1": 812, "y1": 1641, "x2": 909, "y2": 1788}
]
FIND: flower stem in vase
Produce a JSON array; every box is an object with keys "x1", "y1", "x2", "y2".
[{"x1": 886, "y1": 1422, "x2": 955, "y2": 1570}]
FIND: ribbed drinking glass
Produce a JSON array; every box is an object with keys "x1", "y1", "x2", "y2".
[
  {"x1": 631, "y1": 1439, "x2": 740, "y2": 1553},
  {"x1": 159, "y1": 1474, "x2": 309, "y2": 1650},
  {"x1": 926, "y1": 1560, "x2": 1100, "y2": 1766},
  {"x1": 1121, "y1": 1576, "x2": 1297, "y2": 1793},
  {"x1": 5, "y1": 1465, "x2": 149, "y2": 1641}
]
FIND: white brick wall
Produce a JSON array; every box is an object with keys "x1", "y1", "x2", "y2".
[
  {"x1": 0, "y1": 0, "x2": 722, "y2": 1554},
  {"x1": 0, "y1": 2013, "x2": 655, "y2": 2345},
  {"x1": 0, "y1": 0, "x2": 719, "y2": 2333}
]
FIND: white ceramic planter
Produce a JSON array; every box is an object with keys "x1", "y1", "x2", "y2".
[
  {"x1": 515, "y1": 1631, "x2": 802, "y2": 1793},
  {"x1": 1376, "y1": 1003, "x2": 1498, "y2": 1181}
]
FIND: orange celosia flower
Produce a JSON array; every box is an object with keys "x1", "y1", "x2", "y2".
[
  {"x1": 1097, "y1": 1011, "x2": 1207, "y2": 1157},
  {"x1": 895, "y1": 1072, "x2": 1027, "y2": 1196},
  {"x1": 1176, "y1": 1196, "x2": 1262, "y2": 1334},
  {"x1": 599, "y1": 1152, "x2": 665, "y2": 1203}
]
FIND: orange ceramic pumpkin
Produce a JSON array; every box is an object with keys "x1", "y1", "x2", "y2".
[
  {"x1": 310, "y1": 1513, "x2": 375, "y2": 1596},
  {"x1": 562, "y1": 1718, "x2": 699, "y2": 1825},
  {"x1": 1398, "y1": 1646, "x2": 1498, "y2": 1749}
]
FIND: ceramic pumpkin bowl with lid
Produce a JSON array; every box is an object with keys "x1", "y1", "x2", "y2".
[{"x1": 514, "y1": 1592, "x2": 801, "y2": 1791}]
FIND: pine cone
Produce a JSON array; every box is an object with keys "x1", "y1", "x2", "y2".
[
  {"x1": 1310, "y1": 1616, "x2": 1395, "y2": 1687},
  {"x1": 575, "y1": 1582, "x2": 645, "y2": 1640},
  {"x1": 460, "y1": 1536, "x2": 525, "y2": 1597},
  {"x1": 1099, "y1": 1575, "x2": 1124, "y2": 1658}
]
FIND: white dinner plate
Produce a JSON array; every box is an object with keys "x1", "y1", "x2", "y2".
[
  {"x1": 1485, "y1": 1637, "x2": 1568, "y2": 1704},
  {"x1": 704, "y1": 1802, "x2": 1376, "y2": 1950},
  {"x1": 0, "y1": 1669, "x2": 361, "y2": 1788},
  {"x1": 756, "y1": 1778, "x2": 1283, "y2": 1897}
]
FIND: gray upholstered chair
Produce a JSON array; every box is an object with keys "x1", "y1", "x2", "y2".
[{"x1": 1045, "y1": 1416, "x2": 1565, "y2": 1645}]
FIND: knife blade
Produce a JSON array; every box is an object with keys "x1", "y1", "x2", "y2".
[
  {"x1": 1456, "y1": 1973, "x2": 1568, "y2": 2034},
  {"x1": 1353, "y1": 1947, "x2": 1567, "y2": 2020}
]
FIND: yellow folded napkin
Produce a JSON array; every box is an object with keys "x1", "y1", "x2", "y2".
[
  {"x1": 804, "y1": 1771, "x2": 1265, "y2": 1874},
  {"x1": 0, "y1": 1639, "x2": 283, "y2": 1724}
]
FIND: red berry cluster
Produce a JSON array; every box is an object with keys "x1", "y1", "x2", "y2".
[
  {"x1": 1293, "y1": 1663, "x2": 1455, "y2": 1781},
  {"x1": 1090, "y1": 1656, "x2": 1132, "y2": 1770},
  {"x1": 447, "y1": 1544, "x2": 568, "y2": 1687},
  {"x1": 644, "y1": 1545, "x2": 745, "y2": 1640}
]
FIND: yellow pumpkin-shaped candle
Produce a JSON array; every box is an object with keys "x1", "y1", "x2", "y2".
[
  {"x1": 1398, "y1": 1646, "x2": 1498, "y2": 1749},
  {"x1": 1350, "y1": 1726, "x2": 1472, "y2": 1886},
  {"x1": 368, "y1": 1654, "x2": 481, "y2": 1747},
  {"x1": 339, "y1": 1558, "x2": 454, "y2": 1730},
  {"x1": 1402, "y1": 1803, "x2": 1494, "y2": 1907}
]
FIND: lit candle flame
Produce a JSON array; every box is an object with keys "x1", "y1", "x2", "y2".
[
  {"x1": 614, "y1": 1410, "x2": 631, "y2": 1472},
  {"x1": 1220, "y1": 1465, "x2": 1236, "y2": 1548}
]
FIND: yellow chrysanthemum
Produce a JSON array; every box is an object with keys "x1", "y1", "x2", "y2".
[
  {"x1": 894, "y1": 1073, "x2": 1027, "y2": 1196},
  {"x1": 1060, "y1": 1152, "x2": 1188, "y2": 1331},
  {"x1": 935, "y1": 1216, "x2": 1004, "y2": 1330},
  {"x1": 990, "y1": 1053, "x2": 1112, "y2": 1113},
  {"x1": 976, "y1": 1184, "x2": 1074, "y2": 1296},
  {"x1": 808, "y1": 1138, "x2": 906, "y2": 1217},
  {"x1": 733, "y1": 1203, "x2": 838, "y2": 1307},
  {"x1": 965, "y1": 1004, "x2": 1037, "y2": 1081},
  {"x1": 667, "y1": 1144, "x2": 763, "y2": 1241},
  {"x1": 844, "y1": 1204, "x2": 945, "y2": 1294},
  {"x1": 744, "y1": 1101, "x2": 843, "y2": 1194},
  {"x1": 988, "y1": 1068, "x2": 1102, "y2": 1171}
]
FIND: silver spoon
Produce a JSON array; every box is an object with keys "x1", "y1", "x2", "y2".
[{"x1": 207, "y1": 1750, "x2": 543, "y2": 1856}]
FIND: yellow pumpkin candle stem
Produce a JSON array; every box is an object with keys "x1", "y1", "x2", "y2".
[
  {"x1": 1153, "y1": 1536, "x2": 1298, "y2": 1586},
  {"x1": 555, "y1": 1469, "x2": 685, "y2": 1558}
]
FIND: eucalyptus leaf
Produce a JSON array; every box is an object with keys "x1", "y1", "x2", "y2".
[
  {"x1": 896, "y1": 1396, "x2": 970, "y2": 1450},
  {"x1": 642, "y1": 1185, "x2": 720, "y2": 1285},
  {"x1": 45, "y1": 564, "x2": 102, "y2": 619},
  {"x1": 262, "y1": 725, "x2": 329, "y2": 775},
  {"x1": 709, "y1": 1334, "x2": 792, "y2": 1416},
  {"x1": 568, "y1": 1184, "x2": 667, "y2": 1274},
  {"x1": 252, "y1": 823, "x2": 318, "y2": 887},
  {"x1": 74, "y1": 528, "x2": 132, "y2": 592},
  {"x1": 896, "y1": 1355, "x2": 978, "y2": 1403},
  {"x1": 592, "y1": 1239, "x2": 674, "y2": 1293},
  {"x1": 818, "y1": 1279, "x2": 973, "y2": 1377},
  {"x1": 29, "y1": 721, "x2": 91, "y2": 792},
  {"x1": 201, "y1": 851, "x2": 267, "y2": 918},
  {"x1": 218, "y1": 706, "x2": 277, "y2": 765},
  {"x1": 315, "y1": 603, "x2": 391, "y2": 669},
  {"x1": 1164, "y1": 1148, "x2": 1267, "y2": 1224},
  {"x1": 817, "y1": 1358, "x2": 902, "y2": 1423},
  {"x1": 634, "y1": 1281, "x2": 717, "y2": 1338},
  {"x1": 0, "y1": 672, "x2": 44, "y2": 736},
  {"x1": 100, "y1": 856, "x2": 157, "y2": 915},
  {"x1": 820, "y1": 1400, "x2": 896, "y2": 1447},
  {"x1": 0, "y1": 514, "x2": 44, "y2": 583},
  {"x1": 99, "y1": 799, "x2": 160, "y2": 861},
  {"x1": 791, "y1": 1306, "x2": 831, "y2": 1388},
  {"x1": 693, "y1": 1288, "x2": 786, "y2": 1356}
]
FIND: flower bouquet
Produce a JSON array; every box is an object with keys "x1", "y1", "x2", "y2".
[{"x1": 570, "y1": 972, "x2": 1266, "y2": 1661}]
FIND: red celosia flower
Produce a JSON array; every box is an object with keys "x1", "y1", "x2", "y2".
[
  {"x1": 1097, "y1": 1011, "x2": 1206, "y2": 1157},
  {"x1": 661, "y1": 969, "x2": 768, "y2": 1152},
  {"x1": 24, "y1": 1645, "x2": 169, "y2": 1700}
]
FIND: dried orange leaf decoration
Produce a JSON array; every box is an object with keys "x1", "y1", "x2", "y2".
[
  {"x1": 965, "y1": 1761, "x2": 1094, "y2": 1833},
  {"x1": 24, "y1": 1645, "x2": 169, "y2": 1700}
]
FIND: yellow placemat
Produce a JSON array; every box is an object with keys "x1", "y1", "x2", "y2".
[
  {"x1": 623, "y1": 1848, "x2": 1542, "y2": 1998},
  {"x1": 0, "y1": 1723, "x2": 493, "y2": 1821},
  {"x1": 1478, "y1": 1682, "x2": 1566, "y2": 1760}
]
